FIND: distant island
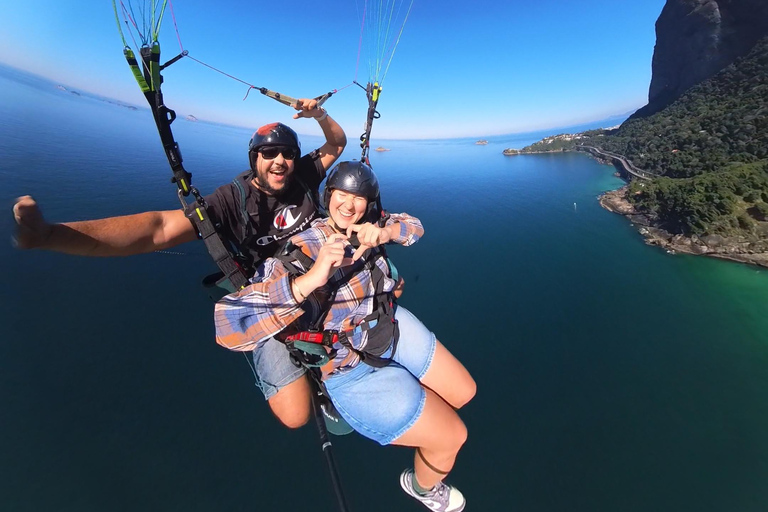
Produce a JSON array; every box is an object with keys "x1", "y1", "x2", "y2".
[
  {"x1": 475, "y1": 140, "x2": 488, "y2": 145},
  {"x1": 375, "y1": 146, "x2": 390, "y2": 152},
  {"x1": 56, "y1": 84, "x2": 80, "y2": 96},
  {"x1": 186, "y1": 115, "x2": 198, "y2": 122},
  {"x1": 521, "y1": 12, "x2": 768, "y2": 268}
]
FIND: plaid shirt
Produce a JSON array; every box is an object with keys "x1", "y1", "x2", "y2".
[{"x1": 214, "y1": 213, "x2": 423, "y2": 371}]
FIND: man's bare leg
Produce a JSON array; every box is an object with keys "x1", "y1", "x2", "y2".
[{"x1": 266, "y1": 374, "x2": 311, "y2": 429}]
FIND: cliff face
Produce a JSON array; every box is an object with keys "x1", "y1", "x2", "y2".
[{"x1": 632, "y1": 0, "x2": 768, "y2": 119}]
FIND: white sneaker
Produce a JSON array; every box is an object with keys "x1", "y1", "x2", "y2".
[{"x1": 399, "y1": 468, "x2": 466, "y2": 512}]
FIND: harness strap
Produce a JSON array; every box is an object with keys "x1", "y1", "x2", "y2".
[
  {"x1": 359, "y1": 82, "x2": 382, "y2": 165},
  {"x1": 284, "y1": 330, "x2": 339, "y2": 346},
  {"x1": 185, "y1": 194, "x2": 250, "y2": 292},
  {"x1": 121, "y1": 44, "x2": 249, "y2": 293},
  {"x1": 277, "y1": 234, "x2": 399, "y2": 368}
]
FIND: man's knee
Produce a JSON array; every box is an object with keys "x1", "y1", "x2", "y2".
[{"x1": 267, "y1": 375, "x2": 311, "y2": 429}]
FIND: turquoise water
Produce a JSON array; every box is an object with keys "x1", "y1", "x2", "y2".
[{"x1": 2, "y1": 64, "x2": 768, "y2": 512}]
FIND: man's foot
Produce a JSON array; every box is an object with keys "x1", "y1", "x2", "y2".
[{"x1": 399, "y1": 468, "x2": 465, "y2": 512}]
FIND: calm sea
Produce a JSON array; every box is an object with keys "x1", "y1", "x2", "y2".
[{"x1": 2, "y1": 64, "x2": 767, "y2": 512}]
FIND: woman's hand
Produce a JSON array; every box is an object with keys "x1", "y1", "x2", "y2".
[
  {"x1": 299, "y1": 234, "x2": 354, "y2": 293},
  {"x1": 346, "y1": 222, "x2": 394, "y2": 260}
]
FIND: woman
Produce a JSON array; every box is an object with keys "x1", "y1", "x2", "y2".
[{"x1": 214, "y1": 161, "x2": 476, "y2": 512}]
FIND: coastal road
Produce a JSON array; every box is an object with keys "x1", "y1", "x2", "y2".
[{"x1": 576, "y1": 145, "x2": 658, "y2": 181}]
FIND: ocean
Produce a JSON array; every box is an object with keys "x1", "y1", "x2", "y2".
[{"x1": 2, "y1": 64, "x2": 767, "y2": 512}]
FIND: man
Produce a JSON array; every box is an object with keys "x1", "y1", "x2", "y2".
[{"x1": 12, "y1": 99, "x2": 346, "y2": 429}]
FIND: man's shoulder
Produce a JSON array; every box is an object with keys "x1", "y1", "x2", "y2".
[
  {"x1": 211, "y1": 172, "x2": 256, "y2": 206},
  {"x1": 295, "y1": 149, "x2": 324, "y2": 184}
]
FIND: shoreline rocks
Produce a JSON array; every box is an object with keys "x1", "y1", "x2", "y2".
[{"x1": 599, "y1": 186, "x2": 768, "y2": 268}]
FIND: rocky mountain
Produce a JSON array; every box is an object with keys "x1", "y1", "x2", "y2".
[{"x1": 632, "y1": 0, "x2": 768, "y2": 119}]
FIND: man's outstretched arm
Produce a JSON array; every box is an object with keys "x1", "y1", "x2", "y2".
[{"x1": 13, "y1": 195, "x2": 197, "y2": 257}]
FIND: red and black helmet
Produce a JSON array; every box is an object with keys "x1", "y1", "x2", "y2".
[{"x1": 248, "y1": 122, "x2": 301, "y2": 169}]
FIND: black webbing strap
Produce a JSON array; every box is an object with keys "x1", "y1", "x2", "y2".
[
  {"x1": 278, "y1": 239, "x2": 397, "y2": 368},
  {"x1": 129, "y1": 45, "x2": 250, "y2": 292},
  {"x1": 359, "y1": 82, "x2": 381, "y2": 165},
  {"x1": 185, "y1": 196, "x2": 250, "y2": 292},
  {"x1": 138, "y1": 46, "x2": 192, "y2": 198}
]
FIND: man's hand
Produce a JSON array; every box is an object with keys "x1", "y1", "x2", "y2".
[
  {"x1": 346, "y1": 223, "x2": 392, "y2": 261},
  {"x1": 291, "y1": 98, "x2": 325, "y2": 120},
  {"x1": 12, "y1": 196, "x2": 52, "y2": 249}
]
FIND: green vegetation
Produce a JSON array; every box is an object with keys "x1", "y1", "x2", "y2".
[
  {"x1": 529, "y1": 36, "x2": 768, "y2": 237},
  {"x1": 627, "y1": 161, "x2": 768, "y2": 235}
]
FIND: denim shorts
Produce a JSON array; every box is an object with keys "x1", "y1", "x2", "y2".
[
  {"x1": 323, "y1": 306, "x2": 437, "y2": 445},
  {"x1": 252, "y1": 336, "x2": 306, "y2": 400}
]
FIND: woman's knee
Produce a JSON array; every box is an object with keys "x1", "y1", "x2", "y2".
[
  {"x1": 430, "y1": 412, "x2": 468, "y2": 454},
  {"x1": 452, "y1": 418, "x2": 468, "y2": 451}
]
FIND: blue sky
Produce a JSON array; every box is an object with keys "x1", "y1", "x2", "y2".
[{"x1": 0, "y1": 0, "x2": 665, "y2": 139}]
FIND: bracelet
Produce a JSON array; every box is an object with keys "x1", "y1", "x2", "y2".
[
  {"x1": 315, "y1": 108, "x2": 328, "y2": 122},
  {"x1": 292, "y1": 278, "x2": 307, "y2": 302}
]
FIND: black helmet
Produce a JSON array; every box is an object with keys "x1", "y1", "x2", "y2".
[
  {"x1": 323, "y1": 161, "x2": 382, "y2": 223},
  {"x1": 248, "y1": 122, "x2": 300, "y2": 169}
]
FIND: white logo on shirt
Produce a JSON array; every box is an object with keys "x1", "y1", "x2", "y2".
[{"x1": 273, "y1": 205, "x2": 301, "y2": 230}]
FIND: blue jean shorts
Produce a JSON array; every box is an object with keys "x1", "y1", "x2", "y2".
[
  {"x1": 323, "y1": 306, "x2": 437, "y2": 445},
  {"x1": 252, "y1": 336, "x2": 306, "y2": 400}
]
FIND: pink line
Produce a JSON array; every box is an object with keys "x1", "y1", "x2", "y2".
[
  {"x1": 353, "y1": 0, "x2": 367, "y2": 83},
  {"x1": 168, "y1": 0, "x2": 184, "y2": 52}
]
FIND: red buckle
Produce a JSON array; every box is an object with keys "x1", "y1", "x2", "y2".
[{"x1": 284, "y1": 330, "x2": 339, "y2": 346}]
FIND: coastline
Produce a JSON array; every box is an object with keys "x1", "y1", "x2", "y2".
[{"x1": 599, "y1": 186, "x2": 768, "y2": 269}]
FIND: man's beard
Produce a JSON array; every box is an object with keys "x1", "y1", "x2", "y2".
[{"x1": 254, "y1": 170, "x2": 293, "y2": 197}]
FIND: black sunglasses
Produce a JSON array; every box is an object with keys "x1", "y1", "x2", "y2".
[{"x1": 259, "y1": 146, "x2": 299, "y2": 160}]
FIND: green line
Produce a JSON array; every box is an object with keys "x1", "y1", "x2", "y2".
[
  {"x1": 154, "y1": 0, "x2": 169, "y2": 41},
  {"x1": 112, "y1": 0, "x2": 128, "y2": 47}
]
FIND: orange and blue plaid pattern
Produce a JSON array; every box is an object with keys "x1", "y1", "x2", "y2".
[{"x1": 214, "y1": 214, "x2": 423, "y2": 372}]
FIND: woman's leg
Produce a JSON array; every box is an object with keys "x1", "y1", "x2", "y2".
[
  {"x1": 420, "y1": 340, "x2": 476, "y2": 409},
  {"x1": 394, "y1": 306, "x2": 476, "y2": 409},
  {"x1": 391, "y1": 386, "x2": 467, "y2": 489}
]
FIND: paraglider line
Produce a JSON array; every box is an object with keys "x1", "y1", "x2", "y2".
[
  {"x1": 353, "y1": 0, "x2": 367, "y2": 84},
  {"x1": 168, "y1": 0, "x2": 185, "y2": 52}
]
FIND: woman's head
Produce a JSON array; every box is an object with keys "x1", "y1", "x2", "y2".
[{"x1": 323, "y1": 161, "x2": 381, "y2": 229}]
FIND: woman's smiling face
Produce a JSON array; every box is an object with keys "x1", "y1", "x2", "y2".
[{"x1": 328, "y1": 189, "x2": 368, "y2": 230}]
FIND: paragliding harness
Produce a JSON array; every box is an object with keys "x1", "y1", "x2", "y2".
[
  {"x1": 115, "y1": 40, "x2": 251, "y2": 293},
  {"x1": 275, "y1": 217, "x2": 400, "y2": 372},
  {"x1": 200, "y1": 170, "x2": 320, "y2": 296}
]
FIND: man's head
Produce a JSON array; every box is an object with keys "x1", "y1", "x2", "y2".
[
  {"x1": 248, "y1": 122, "x2": 301, "y2": 195},
  {"x1": 323, "y1": 161, "x2": 381, "y2": 228}
]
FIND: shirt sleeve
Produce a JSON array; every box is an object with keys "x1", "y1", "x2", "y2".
[
  {"x1": 387, "y1": 212, "x2": 424, "y2": 246},
  {"x1": 213, "y1": 257, "x2": 304, "y2": 351}
]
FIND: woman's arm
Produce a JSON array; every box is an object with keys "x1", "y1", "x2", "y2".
[
  {"x1": 214, "y1": 231, "x2": 355, "y2": 351},
  {"x1": 385, "y1": 212, "x2": 424, "y2": 246},
  {"x1": 346, "y1": 212, "x2": 424, "y2": 260},
  {"x1": 214, "y1": 258, "x2": 306, "y2": 351}
]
